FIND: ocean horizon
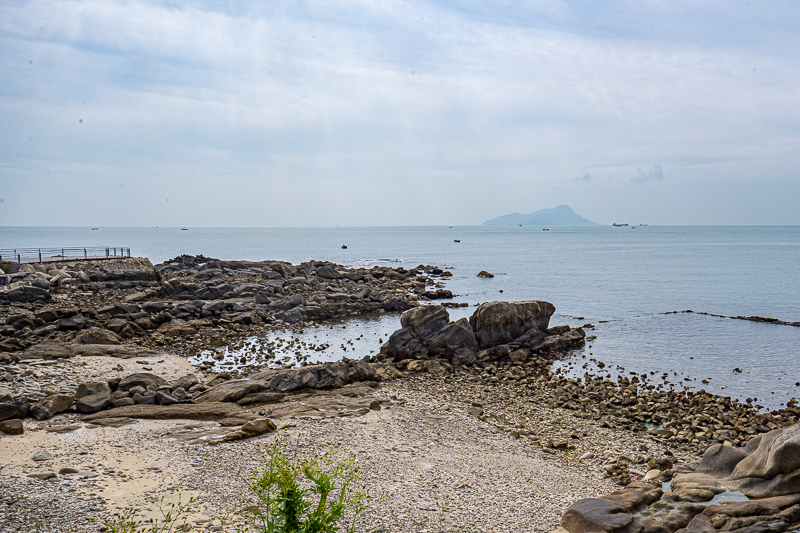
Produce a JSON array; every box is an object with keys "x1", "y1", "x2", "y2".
[{"x1": 3, "y1": 224, "x2": 799, "y2": 408}]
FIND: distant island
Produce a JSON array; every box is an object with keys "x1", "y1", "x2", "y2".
[{"x1": 482, "y1": 205, "x2": 602, "y2": 226}]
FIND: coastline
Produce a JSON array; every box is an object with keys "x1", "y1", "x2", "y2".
[{"x1": 1, "y1": 255, "x2": 799, "y2": 532}]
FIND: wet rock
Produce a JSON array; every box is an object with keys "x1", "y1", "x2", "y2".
[
  {"x1": 29, "y1": 394, "x2": 74, "y2": 420},
  {"x1": 476, "y1": 271, "x2": 494, "y2": 278}
]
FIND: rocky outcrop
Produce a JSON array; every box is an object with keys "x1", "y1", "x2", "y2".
[
  {"x1": 678, "y1": 423, "x2": 800, "y2": 498},
  {"x1": 379, "y1": 301, "x2": 583, "y2": 366},
  {"x1": 560, "y1": 423, "x2": 800, "y2": 533},
  {"x1": 469, "y1": 300, "x2": 555, "y2": 348}
]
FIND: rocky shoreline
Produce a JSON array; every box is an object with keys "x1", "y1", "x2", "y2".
[{"x1": 2, "y1": 255, "x2": 800, "y2": 532}]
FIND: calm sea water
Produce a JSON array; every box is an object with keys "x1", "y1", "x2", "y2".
[{"x1": 3, "y1": 225, "x2": 799, "y2": 407}]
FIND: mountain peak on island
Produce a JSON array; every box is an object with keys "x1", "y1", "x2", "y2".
[{"x1": 482, "y1": 205, "x2": 601, "y2": 226}]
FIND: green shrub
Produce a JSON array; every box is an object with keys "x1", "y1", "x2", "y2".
[{"x1": 240, "y1": 433, "x2": 378, "y2": 533}]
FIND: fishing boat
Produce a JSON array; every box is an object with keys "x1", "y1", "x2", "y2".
[
  {"x1": 453, "y1": 239, "x2": 460, "y2": 243},
  {"x1": 341, "y1": 244, "x2": 347, "y2": 249},
  {"x1": 612, "y1": 223, "x2": 628, "y2": 227},
  {"x1": 91, "y1": 227, "x2": 98, "y2": 230}
]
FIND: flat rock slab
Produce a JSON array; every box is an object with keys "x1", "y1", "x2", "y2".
[
  {"x1": 81, "y1": 402, "x2": 257, "y2": 423},
  {"x1": 21, "y1": 343, "x2": 162, "y2": 360},
  {"x1": 264, "y1": 382, "x2": 389, "y2": 419}
]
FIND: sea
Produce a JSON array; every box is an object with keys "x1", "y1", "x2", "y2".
[{"x1": 2, "y1": 225, "x2": 799, "y2": 409}]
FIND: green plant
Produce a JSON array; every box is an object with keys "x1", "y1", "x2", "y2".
[
  {"x1": 240, "y1": 433, "x2": 378, "y2": 533},
  {"x1": 103, "y1": 492, "x2": 197, "y2": 533},
  {"x1": 412, "y1": 494, "x2": 464, "y2": 533}
]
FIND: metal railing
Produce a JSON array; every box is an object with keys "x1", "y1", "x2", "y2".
[{"x1": 0, "y1": 247, "x2": 131, "y2": 264}]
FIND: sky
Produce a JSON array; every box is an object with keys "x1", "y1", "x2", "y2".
[{"x1": 1, "y1": 0, "x2": 799, "y2": 227}]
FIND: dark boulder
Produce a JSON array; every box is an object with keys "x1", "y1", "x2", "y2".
[
  {"x1": 469, "y1": 300, "x2": 555, "y2": 349},
  {"x1": 75, "y1": 392, "x2": 112, "y2": 414},
  {"x1": 117, "y1": 373, "x2": 170, "y2": 391},
  {"x1": 1, "y1": 401, "x2": 30, "y2": 422},
  {"x1": 76, "y1": 382, "x2": 111, "y2": 399}
]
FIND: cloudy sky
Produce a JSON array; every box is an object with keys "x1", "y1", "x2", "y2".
[{"x1": 1, "y1": 0, "x2": 799, "y2": 226}]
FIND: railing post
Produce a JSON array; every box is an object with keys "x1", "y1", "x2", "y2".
[
  {"x1": 84, "y1": 248, "x2": 87, "y2": 259},
  {"x1": 18, "y1": 253, "x2": 21, "y2": 263},
  {"x1": 39, "y1": 250, "x2": 42, "y2": 263}
]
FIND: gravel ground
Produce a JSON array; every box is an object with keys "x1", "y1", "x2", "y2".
[{"x1": 1, "y1": 371, "x2": 697, "y2": 533}]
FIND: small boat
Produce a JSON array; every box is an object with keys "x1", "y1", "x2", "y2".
[
  {"x1": 542, "y1": 228, "x2": 549, "y2": 231},
  {"x1": 341, "y1": 244, "x2": 347, "y2": 249},
  {"x1": 91, "y1": 227, "x2": 98, "y2": 230},
  {"x1": 453, "y1": 239, "x2": 460, "y2": 243},
  {"x1": 639, "y1": 224, "x2": 648, "y2": 227},
  {"x1": 181, "y1": 228, "x2": 189, "y2": 231},
  {"x1": 612, "y1": 223, "x2": 628, "y2": 227}
]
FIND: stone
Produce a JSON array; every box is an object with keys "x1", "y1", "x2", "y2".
[
  {"x1": 75, "y1": 327, "x2": 122, "y2": 345},
  {"x1": 75, "y1": 382, "x2": 111, "y2": 399},
  {"x1": 172, "y1": 374, "x2": 200, "y2": 391},
  {"x1": 469, "y1": 300, "x2": 555, "y2": 349},
  {"x1": 561, "y1": 498, "x2": 633, "y2": 533},
  {"x1": 678, "y1": 423, "x2": 800, "y2": 498},
  {"x1": 0, "y1": 401, "x2": 30, "y2": 422},
  {"x1": 156, "y1": 391, "x2": 179, "y2": 405},
  {"x1": 57, "y1": 317, "x2": 86, "y2": 331},
  {"x1": 193, "y1": 379, "x2": 270, "y2": 403},
  {"x1": 58, "y1": 467, "x2": 80, "y2": 474},
  {"x1": 82, "y1": 402, "x2": 258, "y2": 422},
  {"x1": 112, "y1": 397, "x2": 135, "y2": 407},
  {"x1": 0, "y1": 418, "x2": 23, "y2": 435},
  {"x1": 222, "y1": 418, "x2": 277, "y2": 442},
  {"x1": 32, "y1": 450, "x2": 56, "y2": 461},
  {"x1": 218, "y1": 417, "x2": 250, "y2": 427},
  {"x1": 401, "y1": 305, "x2": 451, "y2": 339},
  {"x1": 29, "y1": 394, "x2": 74, "y2": 420},
  {"x1": 75, "y1": 392, "x2": 112, "y2": 414},
  {"x1": 477, "y1": 270, "x2": 494, "y2": 278},
  {"x1": 118, "y1": 373, "x2": 170, "y2": 391},
  {"x1": 428, "y1": 318, "x2": 479, "y2": 361},
  {"x1": 236, "y1": 391, "x2": 286, "y2": 406},
  {"x1": 316, "y1": 266, "x2": 342, "y2": 279},
  {"x1": 28, "y1": 472, "x2": 57, "y2": 480}
]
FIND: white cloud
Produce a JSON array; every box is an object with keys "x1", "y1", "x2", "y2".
[{"x1": 1, "y1": 0, "x2": 799, "y2": 225}]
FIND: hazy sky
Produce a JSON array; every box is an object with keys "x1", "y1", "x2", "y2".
[{"x1": 2, "y1": 1, "x2": 799, "y2": 226}]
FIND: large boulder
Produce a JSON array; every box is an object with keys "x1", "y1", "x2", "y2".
[
  {"x1": 428, "y1": 318, "x2": 480, "y2": 362},
  {"x1": 469, "y1": 300, "x2": 555, "y2": 349},
  {"x1": 380, "y1": 305, "x2": 454, "y2": 361},
  {"x1": 677, "y1": 423, "x2": 800, "y2": 498},
  {"x1": 400, "y1": 305, "x2": 450, "y2": 339}
]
